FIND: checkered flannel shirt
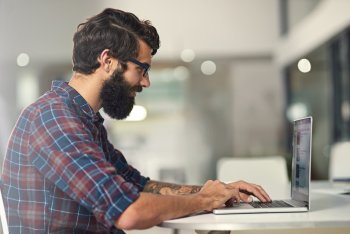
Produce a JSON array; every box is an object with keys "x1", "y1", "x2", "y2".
[{"x1": 1, "y1": 80, "x2": 148, "y2": 233}]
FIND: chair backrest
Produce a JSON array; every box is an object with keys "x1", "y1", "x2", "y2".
[
  {"x1": 217, "y1": 156, "x2": 289, "y2": 193},
  {"x1": 0, "y1": 180, "x2": 9, "y2": 234},
  {"x1": 329, "y1": 141, "x2": 350, "y2": 180}
]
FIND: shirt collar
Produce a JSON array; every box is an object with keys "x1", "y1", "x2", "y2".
[{"x1": 51, "y1": 80, "x2": 104, "y2": 123}]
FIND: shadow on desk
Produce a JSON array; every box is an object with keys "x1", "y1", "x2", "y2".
[
  {"x1": 195, "y1": 228, "x2": 350, "y2": 234},
  {"x1": 126, "y1": 227, "x2": 195, "y2": 234}
]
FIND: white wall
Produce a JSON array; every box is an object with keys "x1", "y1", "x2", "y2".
[
  {"x1": 0, "y1": 0, "x2": 279, "y2": 63},
  {"x1": 108, "y1": 0, "x2": 279, "y2": 59},
  {"x1": 275, "y1": 0, "x2": 350, "y2": 67},
  {"x1": 230, "y1": 59, "x2": 284, "y2": 157},
  {"x1": 0, "y1": 0, "x2": 282, "y2": 183}
]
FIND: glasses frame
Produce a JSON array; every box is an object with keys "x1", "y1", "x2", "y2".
[{"x1": 128, "y1": 58, "x2": 151, "y2": 77}]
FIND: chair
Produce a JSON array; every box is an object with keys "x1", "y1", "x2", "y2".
[
  {"x1": 217, "y1": 156, "x2": 289, "y2": 196},
  {"x1": 329, "y1": 141, "x2": 350, "y2": 181},
  {"x1": 0, "y1": 180, "x2": 9, "y2": 234}
]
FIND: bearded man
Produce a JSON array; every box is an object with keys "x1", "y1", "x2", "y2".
[{"x1": 1, "y1": 8, "x2": 270, "y2": 234}]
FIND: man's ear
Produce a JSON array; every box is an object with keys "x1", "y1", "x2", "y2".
[{"x1": 98, "y1": 49, "x2": 117, "y2": 74}]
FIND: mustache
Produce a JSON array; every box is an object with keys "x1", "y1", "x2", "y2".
[{"x1": 131, "y1": 85, "x2": 143, "y2": 93}]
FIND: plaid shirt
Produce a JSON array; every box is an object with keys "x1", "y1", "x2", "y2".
[{"x1": 1, "y1": 80, "x2": 148, "y2": 233}]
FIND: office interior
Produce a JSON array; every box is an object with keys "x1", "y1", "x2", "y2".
[
  {"x1": 0, "y1": 0, "x2": 348, "y2": 183},
  {"x1": 0, "y1": 0, "x2": 350, "y2": 233}
]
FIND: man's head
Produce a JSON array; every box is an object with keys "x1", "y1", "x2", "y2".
[{"x1": 72, "y1": 8, "x2": 160, "y2": 119}]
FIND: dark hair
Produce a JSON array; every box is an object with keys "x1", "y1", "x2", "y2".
[{"x1": 72, "y1": 8, "x2": 160, "y2": 74}]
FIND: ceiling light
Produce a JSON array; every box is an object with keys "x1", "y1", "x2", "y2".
[
  {"x1": 201, "y1": 60, "x2": 216, "y2": 76},
  {"x1": 180, "y1": 49, "x2": 195, "y2": 63},
  {"x1": 17, "y1": 53, "x2": 30, "y2": 67},
  {"x1": 124, "y1": 105, "x2": 147, "y2": 121},
  {"x1": 173, "y1": 66, "x2": 190, "y2": 81},
  {"x1": 286, "y1": 103, "x2": 308, "y2": 121},
  {"x1": 297, "y1": 58, "x2": 311, "y2": 73}
]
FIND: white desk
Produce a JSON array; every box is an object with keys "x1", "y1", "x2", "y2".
[{"x1": 160, "y1": 181, "x2": 350, "y2": 232}]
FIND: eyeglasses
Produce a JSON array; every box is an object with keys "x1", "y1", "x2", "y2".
[{"x1": 128, "y1": 58, "x2": 151, "y2": 77}]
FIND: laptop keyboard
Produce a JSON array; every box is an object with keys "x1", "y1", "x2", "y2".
[{"x1": 249, "y1": 200, "x2": 293, "y2": 208}]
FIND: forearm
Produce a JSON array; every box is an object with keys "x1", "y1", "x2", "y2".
[
  {"x1": 115, "y1": 192, "x2": 205, "y2": 230},
  {"x1": 115, "y1": 180, "x2": 272, "y2": 230},
  {"x1": 143, "y1": 180, "x2": 201, "y2": 195}
]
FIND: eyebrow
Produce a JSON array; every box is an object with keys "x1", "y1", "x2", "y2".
[
  {"x1": 128, "y1": 58, "x2": 151, "y2": 76},
  {"x1": 129, "y1": 58, "x2": 150, "y2": 68}
]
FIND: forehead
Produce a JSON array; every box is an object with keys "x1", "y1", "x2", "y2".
[{"x1": 137, "y1": 40, "x2": 152, "y2": 63}]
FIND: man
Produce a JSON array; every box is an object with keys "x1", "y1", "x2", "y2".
[{"x1": 1, "y1": 8, "x2": 271, "y2": 233}]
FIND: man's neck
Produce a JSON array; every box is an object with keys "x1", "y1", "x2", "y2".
[{"x1": 68, "y1": 72, "x2": 103, "y2": 112}]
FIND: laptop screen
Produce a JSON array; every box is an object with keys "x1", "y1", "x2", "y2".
[{"x1": 291, "y1": 117, "x2": 312, "y2": 203}]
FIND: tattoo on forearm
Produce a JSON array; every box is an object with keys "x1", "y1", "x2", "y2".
[{"x1": 143, "y1": 180, "x2": 201, "y2": 195}]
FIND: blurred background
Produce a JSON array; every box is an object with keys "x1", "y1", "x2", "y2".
[{"x1": 1, "y1": 0, "x2": 350, "y2": 188}]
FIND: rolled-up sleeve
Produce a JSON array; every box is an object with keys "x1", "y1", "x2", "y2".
[{"x1": 28, "y1": 104, "x2": 140, "y2": 229}]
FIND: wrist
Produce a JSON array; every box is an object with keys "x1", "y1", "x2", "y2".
[{"x1": 192, "y1": 192, "x2": 209, "y2": 212}]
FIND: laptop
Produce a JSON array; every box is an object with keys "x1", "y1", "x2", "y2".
[{"x1": 213, "y1": 116, "x2": 312, "y2": 214}]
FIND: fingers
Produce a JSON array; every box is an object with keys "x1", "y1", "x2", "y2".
[
  {"x1": 230, "y1": 188, "x2": 241, "y2": 203},
  {"x1": 201, "y1": 179, "x2": 272, "y2": 211},
  {"x1": 225, "y1": 198, "x2": 234, "y2": 207},
  {"x1": 251, "y1": 183, "x2": 271, "y2": 202},
  {"x1": 230, "y1": 181, "x2": 271, "y2": 202},
  {"x1": 215, "y1": 180, "x2": 241, "y2": 204},
  {"x1": 200, "y1": 180, "x2": 241, "y2": 210},
  {"x1": 239, "y1": 193, "x2": 253, "y2": 203}
]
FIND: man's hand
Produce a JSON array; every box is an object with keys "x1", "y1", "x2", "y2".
[
  {"x1": 197, "y1": 180, "x2": 271, "y2": 211},
  {"x1": 228, "y1": 180, "x2": 271, "y2": 203},
  {"x1": 197, "y1": 180, "x2": 240, "y2": 211}
]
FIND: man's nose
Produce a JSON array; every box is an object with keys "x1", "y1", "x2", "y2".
[{"x1": 140, "y1": 75, "x2": 150, "y2": 88}]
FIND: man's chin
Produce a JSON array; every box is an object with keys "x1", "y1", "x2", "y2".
[
  {"x1": 102, "y1": 102, "x2": 135, "y2": 120},
  {"x1": 105, "y1": 111, "x2": 131, "y2": 120}
]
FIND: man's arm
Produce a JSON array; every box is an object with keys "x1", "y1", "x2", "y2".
[
  {"x1": 143, "y1": 180, "x2": 201, "y2": 195},
  {"x1": 115, "y1": 180, "x2": 236, "y2": 230},
  {"x1": 115, "y1": 180, "x2": 271, "y2": 230}
]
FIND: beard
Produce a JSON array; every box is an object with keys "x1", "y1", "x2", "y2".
[{"x1": 100, "y1": 69, "x2": 142, "y2": 120}]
